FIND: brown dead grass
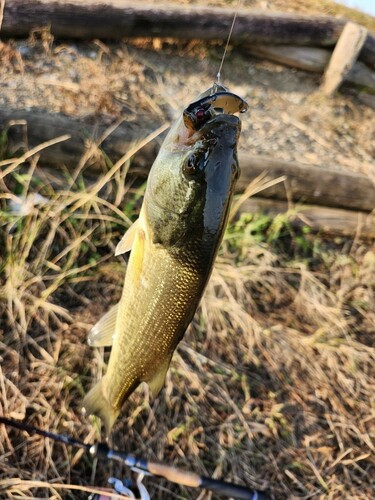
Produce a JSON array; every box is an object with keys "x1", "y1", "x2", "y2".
[
  {"x1": 0, "y1": 129, "x2": 374, "y2": 499},
  {"x1": 0, "y1": 1, "x2": 375, "y2": 497}
]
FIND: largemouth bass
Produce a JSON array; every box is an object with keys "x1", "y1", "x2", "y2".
[{"x1": 83, "y1": 84, "x2": 248, "y2": 434}]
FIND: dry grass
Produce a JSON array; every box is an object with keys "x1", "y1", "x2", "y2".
[
  {"x1": 0, "y1": 2, "x2": 374, "y2": 495},
  {"x1": 0, "y1": 128, "x2": 374, "y2": 499}
]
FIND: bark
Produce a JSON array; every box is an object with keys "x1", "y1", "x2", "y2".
[{"x1": 246, "y1": 45, "x2": 332, "y2": 73}]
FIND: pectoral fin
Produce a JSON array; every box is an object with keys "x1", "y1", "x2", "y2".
[
  {"x1": 115, "y1": 218, "x2": 140, "y2": 256},
  {"x1": 146, "y1": 355, "x2": 172, "y2": 398},
  {"x1": 88, "y1": 303, "x2": 119, "y2": 347}
]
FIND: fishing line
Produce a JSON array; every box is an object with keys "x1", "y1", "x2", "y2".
[{"x1": 216, "y1": 0, "x2": 243, "y2": 85}]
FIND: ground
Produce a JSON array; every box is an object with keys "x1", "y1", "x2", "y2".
[{"x1": 0, "y1": 1, "x2": 374, "y2": 499}]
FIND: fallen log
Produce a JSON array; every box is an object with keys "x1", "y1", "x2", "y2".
[
  {"x1": 2, "y1": 1, "x2": 375, "y2": 67},
  {"x1": 245, "y1": 45, "x2": 375, "y2": 91},
  {"x1": 1, "y1": 108, "x2": 374, "y2": 213},
  {"x1": 0, "y1": 108, "x2": 161, "y2": 171},
  {"x1": 246, "y1": 45, "x2": 332, "y2": 72},
  {"x1": 239, "y1": 197, "x2": 375, "y2": 239},
  {"x1": 357, "y1": 92, "x2": 375, "y2": 109},
  {"x1": 236, "y1": 154, "x2": 375, "y2": 213}
]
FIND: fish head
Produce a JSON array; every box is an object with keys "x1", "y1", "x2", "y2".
[{"x1": 145, "y1": 87, "x2": 247, "y2": 247}]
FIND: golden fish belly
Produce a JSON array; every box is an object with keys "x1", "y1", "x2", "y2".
[{"x1": 103, "y1": 238, "x2": 206, "y2": 412}]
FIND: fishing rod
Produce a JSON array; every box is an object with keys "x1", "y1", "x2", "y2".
[{"x1": 0, "y1": 416, "x2": 267, "y2": 499}]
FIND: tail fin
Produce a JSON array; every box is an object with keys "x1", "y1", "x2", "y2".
[{"x1": 82, "y1": 378, "x2": 119, "y2": 436}]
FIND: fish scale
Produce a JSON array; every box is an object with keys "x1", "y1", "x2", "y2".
[
  {"x1": 83, "y1": 85, "x2": 247, "y2": 434},
  {"x1": 108, "y1": 244, "x2": 204, "y2": 412}
]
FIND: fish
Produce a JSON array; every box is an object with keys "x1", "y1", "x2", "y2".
[{"x1": 82, "y1": 84, "x2": 248, "y2": 434}]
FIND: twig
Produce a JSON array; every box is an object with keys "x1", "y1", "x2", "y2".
[{"x1": 0, "y1": 134, "x2": 71, "y2": 178}]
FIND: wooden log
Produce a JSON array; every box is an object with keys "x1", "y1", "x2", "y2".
[
  {"x1": 239, "y1": 197, "x2": 375, "y2": 239},
  {"x1": 0, "y1": 108, "x2": 161, "y2": 171},
  {"x1": 245, "y1": 45, "x2": 375, "y2": 91},
  {"x1": 1, "y1": 108, "x2": 374, "y2": 213},
  {"x1": 1, "y1": 1, "x2": 375, "y2": 67},
  {"x1": 321, "y1": 22, "x2": 368, "y2": 95},
  {"x1": 348, "y1": 61, "x2": 375, "y2": 90},
  {"x1": 246, "y1": 45, "x2": 331, "y2": 72},
  {"x1": 356, "y1": 92, "x2": 375, "y2": 109},
  {"x1": 237, "y1": 154, "x2": 375, "y2": 213}
]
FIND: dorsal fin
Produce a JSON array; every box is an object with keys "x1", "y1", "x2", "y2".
[
  {"x1": 88, "y1": 303, "x2": 119, "y2": 347},
  {"x1": 115, "y1": 218, "x2": 140, "y2": 256}
]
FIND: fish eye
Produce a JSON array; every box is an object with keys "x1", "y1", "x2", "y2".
[{"x1": 196, "y1": 108, "x2": 206, "y2": 121}]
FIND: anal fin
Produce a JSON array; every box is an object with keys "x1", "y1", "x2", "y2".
[
  {"x1": 146, "y1": 354, "x2": 172, "y2": 398},
  {"x1": 82, "y1": 377, "x2": 119, "y2": 436},
  {"x1": 88, "y1": 303, "x2": 119, "y2": 347}
]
